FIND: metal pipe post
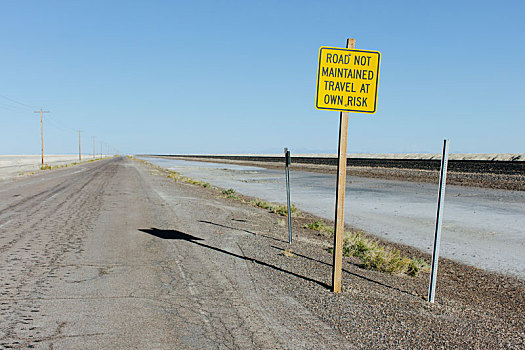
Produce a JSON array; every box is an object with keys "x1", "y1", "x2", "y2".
[
  {"x1": 284, "y1": 148, "x2": 292, "y2": 244},
  {"x1": 428, "y1": 139, "x2": 450, "y2": 303}
]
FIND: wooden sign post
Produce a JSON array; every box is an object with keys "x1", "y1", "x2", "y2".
[
  {"x1": 332, "y1": 38, "x2": 354, "y2": 293},
  {"x1": 315, "y1": 38, "x2": 381, "y2": 293}
]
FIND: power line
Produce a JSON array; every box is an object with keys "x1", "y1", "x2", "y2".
[
  {"x1": 0, "y1": 102, "x2": 28, "y2": 113},
  {"x1": 0, "y1": 98, "x2": 37, "y2": 113},
  {"x1": 0, "y1": 96, "x2": 120, "y2": 157},
  {"x1": 46, "y1": 114, "x2": 77, "y2": 134},
  {"x1": 0, "y1": 94, "x2": 36, "y2": 110}
]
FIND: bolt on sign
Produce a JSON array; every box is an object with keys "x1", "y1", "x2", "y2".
[{"x1": 316, "y1": 47, "x2": 381, "y2": 113}]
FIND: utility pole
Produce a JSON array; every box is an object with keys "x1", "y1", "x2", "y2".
[
  {"x1": 78, "y1": 130, "x2": 82, "y2": 161},
  {"x1": 93, "y1": 136, "x2": 95, "y2": 159},
  {"x1": 100, "y1": 142, "x2": 103, "y2": 158},
  {"x1": 34, "y1": 109, "x2": 50, "y2": 166}
]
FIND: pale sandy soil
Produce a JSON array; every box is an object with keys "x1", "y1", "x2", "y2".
[{"x1": 0, "y1": 155, "x2": 104, "y2": 180}]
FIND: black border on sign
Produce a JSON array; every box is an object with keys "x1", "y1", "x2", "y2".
[{"x1": 315, "y1": 47, "x2": 381, "y2": 114}]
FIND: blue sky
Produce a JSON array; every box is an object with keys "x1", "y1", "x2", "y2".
[{"x1": 1, "y1": 0, "x2": 524, "y2": 155}]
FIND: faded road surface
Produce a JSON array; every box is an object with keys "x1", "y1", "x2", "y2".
[{"x1": 0, "y1": 157, "x2": 350, "y2": 349}]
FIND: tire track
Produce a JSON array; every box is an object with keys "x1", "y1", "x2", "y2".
[
  {"x1": 0, "y1": 159, "x2": 119, "y2": 345},
  {"x1": 0, "y1": 161, "x2": 112, "y2": 253}
]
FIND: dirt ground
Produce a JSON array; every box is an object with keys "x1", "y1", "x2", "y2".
[
  {"x1": 140, "y1": 157, "x2": 525, "y2": 349},
  {"x1": 0, "y1": 157, "x2": 523, "y2": 349}
]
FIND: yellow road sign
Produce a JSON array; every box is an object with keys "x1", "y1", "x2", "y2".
[{"x1": 316, "y1": 47, "x2": 381, "y2": 113}]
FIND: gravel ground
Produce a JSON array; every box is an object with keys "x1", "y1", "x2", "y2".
[{"x1": 140, "y1": 158, "x2": 525, "y2": 349}]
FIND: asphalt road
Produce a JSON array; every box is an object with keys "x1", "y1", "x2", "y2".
[
  {"x1": 141, "y1": 157, "x2": 525, "y2": 279},
  {"x1": 0, "y1": 157, "x2": 350, "y2": 349}
]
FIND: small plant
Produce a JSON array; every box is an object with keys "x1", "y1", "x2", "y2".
[
  {"x1": 249, "y1": 199, "x2": 300, "y2": 217},
  {"x1": 183, "y1": 177, "x2": 213, "y2": 188},
  {"x1": 411, "y1": 257, "x2": 431, "y2": 273},
  {"x1": 221, "y1": 188, "x2": 239, "y2": 199},
  {"x1": 40, "y1": 164, "x2": 51, "y2": 170},
  {"x1": 303, "y1": 220, "x2": 334, "y2": 236},
  {"x1": 167, "y1": 170, "x2": 181, "y2": 181},
  {"x1": 222, "y1": 188, "x2": 236, "y2": 196},
  {"x1": 280, "y1": 249, "x2": 295, "y2": 257},
  {"x1": 327, "y1": 231, "x2": 429, "y2": 276},
  {"x1": 339, "y1": 232, "x2": 428, "y2": 276},
  {"x1": 343, "y1": 232, "x2": 376, "y2": 259},
  {"x1": 249, "y1": 199, "x2": 273, "y2": 210},
  {"x1": 271, "y1": 204, "x2": 299, "y2": 217}
]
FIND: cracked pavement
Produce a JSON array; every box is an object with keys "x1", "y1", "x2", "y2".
[{"x1": 0, "y1": 157, "x2": 350, "y2": 349}]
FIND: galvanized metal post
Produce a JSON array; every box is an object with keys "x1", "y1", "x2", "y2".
[
  {"x1": 284, "y1": 148, "x2": 292, "y2": 244},
  {"x1": 428, "y1": 139, "x2": 449, "y2": 303}
]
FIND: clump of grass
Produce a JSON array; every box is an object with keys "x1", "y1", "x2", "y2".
[
  {"x1": 167, "y1": 171, "x2": 181, "y2": 181},
  {"x1": 222, "y1": 188, "x2": 236, "y2": 195},
  {"x1": 249, "y1": 199, "x2": 273, "y2": 210},
  {"x1": 280, "y1": 249, "x2": 295, "y2": 257},
  {"x1": 249, "y1": 199, "x2": 300, "y2": 217},
  {"x1": 342, "y1": 232, "x2": 428, "y2": 276},
  {"x1": 362, "y1": 248, "x2": 418, "y2": 276},
  {"x1": 221, "y1": 188, "x2": 239, "y2": 199},
  {"x1": 327, "y1": 231, "x2": 428, "y2": 276},
  {"x1": 271, "y1": 204, "x2": 299, "y2": 217},
  {"x1": 412, "y1": 257, "x2": 431, "y2": 273},
  {"x1": 40, "y1": 164, "x2": 52, "y2": 170},
  {"x1": 183, "y1": 177, "x2": 213, "y2": 188},
  {"x1": 303, "y1": 220, "x2": 334, "y2": 236}
]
